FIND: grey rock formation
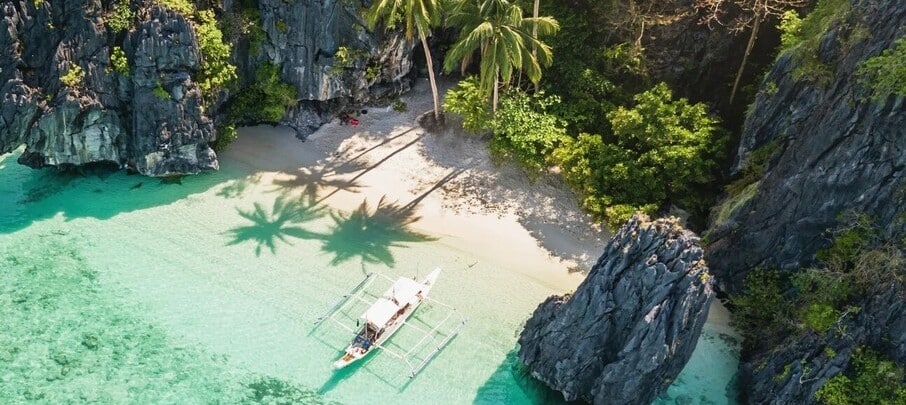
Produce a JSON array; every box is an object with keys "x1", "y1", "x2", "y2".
[
  {"x1": 518, "y1": 215, "x2": 714, "y2": 405},
  {"x1": 0, "y1": 0, "x2": 414, "y2": 174},
  {"x1": 253, "y1": 0, "x2": 413, "y2": 137},
  {"x1": 0, "y1": 1, "x2": 216, "y2": 176},
  {"x1": 741, "y1": 282, "x2": 906, "y2": 404},
  {"x1": 706, "y1": 0, "x2": 906, "y2": 293}
]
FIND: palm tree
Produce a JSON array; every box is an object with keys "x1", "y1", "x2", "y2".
[
  {"x1": 444, "y1": 0, "x2": 558, "y2": 111},
  {"x1": 365, "y1": 0, "x2": 443, "y2": 121}
]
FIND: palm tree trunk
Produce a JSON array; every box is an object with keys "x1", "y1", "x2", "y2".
[
  {"x1": 492, "y1": 74, "x2": 500, "y2": 113},
  {"x1": 730, "y1": 14, "x2": 762, "y2": 104},
  {"x1": 419, "y1": 33, "x2": 441, "y2": 120},
  {"x1": 532, "y1": 0, "x2": 540, "y2": 93}
]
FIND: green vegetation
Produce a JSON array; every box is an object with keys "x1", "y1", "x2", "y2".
[
  {"x1": 366, "y1": 0, "x2": 444, "y2": 119},
  {"x1": 779, "y1": 10, "x2": 803, "y2": 50},
  {"x1": 443, "y1": 76, "x2": 491, "y2": 133},
  {"x1": 860, "y1": 38, "x2": 906, "y2": 97},
  {"x1": 228, "y1": 62, "x2": 298, "y2": 124},
  {"x1": 195, "y1": 9, "x2": 237, "y2": 95},
  {"x1": 60, "y1": 65, "x2": 84, "y2": 88},
  {"x1": 714, "y1": 181, "x2": 759, "y2": 226},
  {"x1": 730, "y1": 269, "x2": 794, "y2": 350},
  {"x1": 732, "y1": 215, "x2": 905, "y2": 353},
  {"x1": 154, "y1": 1, "x2": 236, "y2": 99},
  {"x1": 153, "y1": 81, "x2": 170, "y2": 99},
  {"x1": 489, "y1": 90, "x2": 568, "y2": 172},
  {"x1": 444, "y1": 0, "x2": 559, "y2": 111},
  {"x1": 815, "y1": 348, "x2": 906, "y2": 405},
  {"x1": 391, "y1": 99, "x2": 407, "y2": 112},
  {"x1": 109, "y1": 46, "x2": 129, "y2": 76},
  {"x1": 157, "y1": 0, "x2": 194, "y2": 15},
  {"x1": 777, "y1": 0, "x2": 850, "y2": 84},
  {"x1": 213, "y1": 123, "x2": 238, "y2": 152},
  {"x1": 725, "y1": 141, "x2": 779, "y2": 196},
  {"x1": 107, "y1": 1, "x2": 135, "y2": 33},
  {"x1": 328, "y1": 46, "x2": 368, "y2": 76},
  {"x1": 554, "y1": 83, "x2": 725, "y2": 228}
]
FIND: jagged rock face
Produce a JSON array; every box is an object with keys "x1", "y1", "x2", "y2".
[
  {"x1": 126, "y1": 7, "x2": 217, "y2": 176},
  {"x1": 255, "y1": 0, "x2": 412, "y2": 136},
  {"x1": 741, "y1": 283, "x2": 906, "y2": 404},
  {"x1": 518, "y1": 215, "x2": 714, "y2": 405},
  {"x1": 0, "y1": 0, "x2": 413, "y2": 174},
  {"x1": 0, "y1": 1, "x2": 217, "y2": 176},
  {"x1": 706, "y1": 0, "x2": 906, "y2": 293}
]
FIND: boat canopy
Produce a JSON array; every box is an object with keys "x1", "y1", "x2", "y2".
[
  {"x1": 387, "y1": 277, "x2": 423, "y2": 307},
  {"x1": 364, "y1": 298, "x2": 400, "y2": 329}
]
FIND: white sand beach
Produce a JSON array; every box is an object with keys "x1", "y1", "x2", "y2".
[{"x1": 225, "y1": 77, "x2": 607, "y2": 291}]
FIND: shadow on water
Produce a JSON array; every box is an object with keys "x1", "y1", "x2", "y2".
[
  {"x1": 474, "y1": 347, "x2": 574, "y2": 405},
  {"x1": 320, "y1": 196, "x2": 436, "y2": 267},
  {"x1": 224, "y1": 195, "x2": 327, "y2": 256},
  {"x1": 0, "y1": 150, "x2": 235, "y2": 234}
]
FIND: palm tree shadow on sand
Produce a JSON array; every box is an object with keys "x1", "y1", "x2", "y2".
[
  {"x1": 224, "y1": 195, "x2": 327, "y2": 256},
  {"x1": 320, "y1": 196, "x2": 436, "y2": 267},
  {"x1": 270, "y1": 157, "x2": 367, "y2": 202}
]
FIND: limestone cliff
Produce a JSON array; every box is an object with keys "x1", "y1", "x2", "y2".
[
  {"x1": 706, "y1": 0, "x2": 906, "y2": 292},
  {"x1": 0, "y1": 0, "x2": 412, "y2": 175},
  {"x1": 704, "y1": 0, "x2": 906, "y2": 402},
  {"x1": 518, "y1": 215, "x2": 713, "y2": 405}
]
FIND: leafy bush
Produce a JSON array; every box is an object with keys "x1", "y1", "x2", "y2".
[
  {"x1": 488, "y1": 90, "x2": 568, "y2": 173},
  {"x1": 443, "y1": 77, "x2": 491, "y2": 133},
  {"x1": 725, "y1": 141, "x2": 779, "y2": 196},
  {"x1": 157, "y1": 0, "x2": 194, "y2": 15},
  {"x1": 553, "y1": 83, "x2": 724, "y2": 227},
  {"x1": 816, "y1": 213, "x2": 876, "y2": 265},
  {"x1": 730, "y1": 269, "x2": 794, "y2": 350},
  {"x1": 195, "y1": 9, "x2": 236, "y2": 95},
  {"x1": 860, "y1": 38, "x2": 906, "y2": 97},
  {"x1": 816, "y1": 348, "x2": 906, "y2": 405},
  {"x1": 60, "y1": 65, "x2": 84, "y2": 87},
  {"x1": 109, "y1": 46, "x2": 129, "y2": 76},
  {"x1": 228, "y1": 62, "x2": 298, "y2": 124},
  {"x1": 107, "y1": 1, "x2": 135, "y2": 33},
  {"x1": 778, "y1": 10, "x2": 803, "y2": 51},
  {"x1": 153, "y1": 81, "x2": 170, "y2": 99},
  {"x1": 391, "y1": 99, "x2": 407, "y2": 112},
  {"x1": 213, "y1": 123, "x2": 237, "y2": 152}
]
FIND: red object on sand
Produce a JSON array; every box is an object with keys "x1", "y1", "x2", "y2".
[{"x1": 349, "y1": 117, "x2": 359, "y2": 126}]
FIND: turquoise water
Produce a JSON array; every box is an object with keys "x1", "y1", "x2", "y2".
[{"x1": 0, "y1": 140, "x2": 739, "y2": 403}]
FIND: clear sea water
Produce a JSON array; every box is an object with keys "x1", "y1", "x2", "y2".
[{"x1": 0, "y1": 138, "x2": 739, "y2": 404}]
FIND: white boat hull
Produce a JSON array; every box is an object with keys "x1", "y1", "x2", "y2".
[{"x1": 333, "y1": 268, "x2": 441, "y2": 369}]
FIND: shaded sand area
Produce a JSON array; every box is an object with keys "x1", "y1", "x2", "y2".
[{"x1": 0, "y1": 79, "x2": 738, "y2": 403}]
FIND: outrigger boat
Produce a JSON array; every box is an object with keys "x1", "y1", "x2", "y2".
[
  {"x1": 333, "y1": 269, "x2": 440, "y2": 369},
  {"x1": 313, "y1": 268, "x2": 466, "y2": 377}
]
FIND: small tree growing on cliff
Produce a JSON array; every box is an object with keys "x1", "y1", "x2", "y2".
[
  {"x1": 365, "y1": 0, "x2": 444, "y2": 121},
  {"x1": 694, "y1": 0, "x2": 807, "y2": 104}
]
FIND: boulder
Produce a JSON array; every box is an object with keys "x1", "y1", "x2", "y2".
[{"x1": 518, "y1": 215, "x2": 714, "y2": 404}]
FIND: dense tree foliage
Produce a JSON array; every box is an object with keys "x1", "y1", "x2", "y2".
[
  {"x1": 553, "y1": 83, "x2": 725, "y2": 227},
  {"x1": 488, "y1": 90, "x2": 568, "y2": 172},
  {"x1": 445, "y1": 0, "x2": 559, "y2": 110}
]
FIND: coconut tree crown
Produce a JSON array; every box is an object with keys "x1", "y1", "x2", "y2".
[{"x1": 444, "y1": 0, "x2": 559, "y2": 104}]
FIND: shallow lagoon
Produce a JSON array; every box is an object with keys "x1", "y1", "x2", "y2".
[{"x1": 0, "y1": 134, "x2": 739, "y2": 404}]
